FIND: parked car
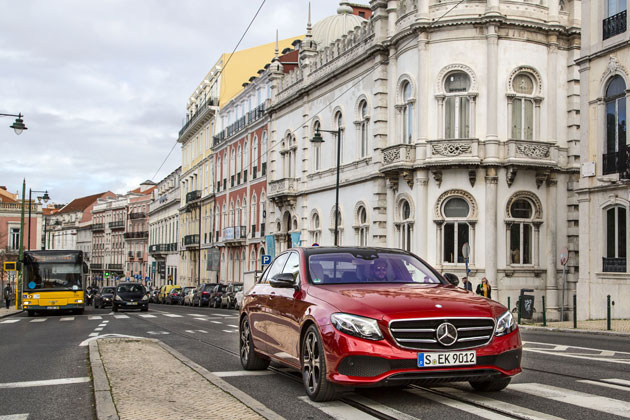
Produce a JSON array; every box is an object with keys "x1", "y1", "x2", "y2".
[
  {"x1": 165, "y1": 287, "x2": 183, "y2": 305},
  {"x1": 220, "y1": 283, "x2": 243, "y2": 309},
  {"x1": 210, "y1": 283, "x2": 229, "y2": 308},
  {"x1": 149, "y1": 289, "x2": 159, "y2": 303},
  {"x1": 184, "y1": 287, "x2": 197, "y2": 306},
  {"x1": 192, "y1": 283, "x2": 215, "y2": 307},
  {"x1": 240, "y1": 247, "x2": 521, "y2": 402},
  {"x1": 181, "y1": 287, "x2": 195, "y2": 305},
  {"x1": 93, "y1": 286, "x2": 116, "y2": 309},
  {"x1": 157, "y1": 284, "x2": 180, "y2": 304},
  {"x1": 113, "y1": 282, "x2": 149, "y2": 312}
]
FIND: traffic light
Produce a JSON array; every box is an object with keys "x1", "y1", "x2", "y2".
[{"x1": 105, "y1": 272, "x2": 110, "y2": 278}]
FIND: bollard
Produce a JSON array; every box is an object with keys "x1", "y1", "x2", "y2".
[
  {"x1": 607, "y1": 295, "x2": 611, "y2": 331},
  {"x1": 518, "y1": 297, "x2": 522, "y2": 325},
  {"x1": 542, "y1": 295, "x2": 546, "y2": 327},
  {"x1": 573, "y1": 294, "x2": 577, "y2": 329},
  {"x1": 508, "y1": 296, "x2": 511, "y2": 313}
]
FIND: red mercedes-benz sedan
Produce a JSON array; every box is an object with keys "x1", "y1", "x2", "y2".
[{"x1": 239, "y1": 247, "x2": 521, "y2": 401}]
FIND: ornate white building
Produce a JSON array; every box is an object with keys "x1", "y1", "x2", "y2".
[{"x1": 266, "y1": 0, "x2": 581, "y2": 321}]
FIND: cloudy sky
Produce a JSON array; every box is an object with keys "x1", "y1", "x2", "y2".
[{"x1": 0, "y1": 0, "x2": 342, "y2": 204}]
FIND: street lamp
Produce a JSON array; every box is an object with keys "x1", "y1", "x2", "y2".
[
  {"x1": 27, "y1": 189, "x2": 50, "y2": 251},
  {"x1": 1, "y1": 112, "x2": 28, "y2": 135},
  {"x1": 311, "y1": 126, "x2": 341, "y2": 246}
]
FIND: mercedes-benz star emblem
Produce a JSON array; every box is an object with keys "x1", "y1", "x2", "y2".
[{"x1": 436, "y1": 322, "x2": 458, "y2": 347}]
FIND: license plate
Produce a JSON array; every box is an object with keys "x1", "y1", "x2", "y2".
[
  {"x1": 418, "y1": 350, "x2": 476, "y2": 368},
  {"x1": 127, "y1": 302, "x2": 138, "y2": 305},
  {"x1": 46, "y1": 306, "x2": 59, "y2": 310}
]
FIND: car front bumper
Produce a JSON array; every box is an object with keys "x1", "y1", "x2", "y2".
[{"x1": 319, "y1": 324, "x2": 522, "y2": 386}]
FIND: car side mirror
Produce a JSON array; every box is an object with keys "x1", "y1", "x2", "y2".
[
  {"x1": 443, "y1": 272, "x2": 459, "y2": 286},
  {"x1": 270, "y1": 272, "x2": 297, "y2": 289}
]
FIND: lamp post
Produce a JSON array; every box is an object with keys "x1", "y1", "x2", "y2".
[
  {"x1": 311, "y1": 126, "x2": 341, "y2": 246},
  {"x1": 0, "y1": 113, "x2": 28, "y2": 135},
  {"x1": 27, "y1": 189, "x2": 50, "y2": 251}
]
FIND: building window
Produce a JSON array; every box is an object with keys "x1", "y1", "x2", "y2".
[
  {"x1": 334, "y1": 111, "x2": 344, "y2": 166},
  {"x1": 604, "y1": 0, "x2": 627, "y2": 39},
  {"x1": 310, "y1": 212, "x2": 321, "y2": 245},
  {"x1": 329, "y1": 207, "x2": 343, "y2": 245},
  {"x1": 400, "y1": 81, "x2": 413, "y2": 144},
  {"x1": 604, "y1": 206, "x2": 627, "y2": 272},
  {"x1": 252, "y1": 137, "x2": 258, "y2": 174},
  {"x1": 358, "y1": 101, "x2": 369, "y2": 157},
  {"x1": 511, "y1": 73, "x2": 535, "y2": 140},
  {"x1": 262, "y1": 132, "x2": 268, "y2": 175},
  {"x1": 356, "y1": 205, "x2": 369, "y2": 246},
  {"x1": 603, "y1": 76, "x2": 628, "y2": 175},
  {"x1": 9, "y1": 227, "x2": 20, "y2": 250},
  {"x1": 313, "y1": 120, "x2": 322, "y2": 171},
  {"x1": 444, "y1": 72, "x2": 471, "y2": 139},
  {"x1": 397, "y1": 200, "x2": 413, "y2": 251},
  {"x1": 509, "y1": 200, "x2": 533, "y2": 264},
  {"x1": 443, "y1": 197, "x2": 470, "y2": 263}
]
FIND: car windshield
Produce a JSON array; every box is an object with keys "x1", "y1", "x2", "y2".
[
  {"x1": 233, "y1": 285, "x2": 243, "y2": 292},
  {"x1": 308, "y1": 252, "x2": 444, "y2": 285},
  {"x1": 117, "y1": 284, "x2": 145, "y2": 293},
  {"x1": 24, "y1": 262, "x2": 82, "y2": 291},
  {"x1": 102, "y1": 287, "x2": 115, "y2": 294}
]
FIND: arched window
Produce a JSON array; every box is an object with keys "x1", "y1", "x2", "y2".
[
  {"x1": 443, "y1": 197, "x2": 470, "y2": 263},
  {"x1": 603, "y1": 76, "x2": 627, "y2": 175},
  {"x1": 242, "y1": 198, "x2": 248, "y2": 231},
  {"x1": 222, "y1": 203, "x2": 227, "y2": 232},
  {"x1": 262, "y1": 132, "x2": 268, "y2": 175},
  {"x1": 604, "y1": 205, "x2": 628, "y2": 272},
  {"x1": 260, "y1": 191, "x2": 266, "y2": 234},
  {"x1": 251, "y1": 194, "x2": 258, "y2": 234},
  {"x1": 334, "y1": 111, "x2": 344, "y2": 166},
  {"x1": 445, "y1": 72, "x2": 471, "y2": 139},
  {"x1": 252, "y1": 136, "x2": 258, "y2": 176},
  {"x1": 511, "y1": 73, "x2": 535, "y2": 140},
  {"x1": 250, "y1": 248, "x2": 257, "y2": 271},
  {"x1": 330, "y1": 206, "x2": 343, "y2": 245},
  {"x1": 356, "y1": 205, "x2": 369, "y2": 246},
  {"x1": 401, "y1": 82, "x2": 413, "y2": 144},
  {"x1": 236, "y1": 199, "x2": 241, "y2": 227},
  {"x1": 357, "y1": 101, "x2": 369, "y2": 157},
  {"x1": 229, "y1": 202, "x2": 235, "y2": 227},
  {"x1": 244, "y1": 141, "x2": 249, "y2": 175},
  {"x1": 313, "y1": 120, "x2": 322, "y2": 171},
  {"x1": 237, "y1": 145, "x2": 242, "y2": 180},
  {"x1": 222, "y1": 153, "x2": 228, "y2": 185},
  {"x1": 509, "y1": 199, "x2": 534, "y2": 265},
  {"x1": 230, "y1": 148, "x2": 236, "y2": 182},
  {"x1": 397, "y1": 199, "x2": 413, "y2": 251},
  {"x1": 310, "y1": 212, "x2": 321, "y2": 245}
]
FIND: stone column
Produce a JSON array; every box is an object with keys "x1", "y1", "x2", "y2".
[
  {"x1": 417, "y1": 32, "x2": 429, "y2": 143},
  {"x1": 388, "y1": 46, "x2": 398, "y2": 146},
  {"x1": 547, "y1": 34, "x2": 558, "y2": 143},
  {"x1": 485, "y1": 24, "x2": 499, "y2": 163},
  {"x1": 546, "y1": 174, "x2": 560, "y2": 320},
  {"x1": 417, "y1": 0, "x2": 429, "y2": 22},
  {"x1": 485, "y1": 0, "x2": 500, "y2": 15},
  {"x1": 415, "y1": 170, "x2": 429, "y2": 257},
  {"x1": 387, "y1": 0, "x2": 398, "y2": 37},
  {"x1": 485, "y1": 168, "x2": 498, "y2": 299}
]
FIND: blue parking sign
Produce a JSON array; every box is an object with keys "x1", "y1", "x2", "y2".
[{"x1": 261, "y1": 254, "x2": 272, "y2": 265}]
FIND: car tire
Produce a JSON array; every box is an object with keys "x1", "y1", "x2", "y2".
[
  {"x1": 301, "y1": 325, "x2": 338, "y2": 402},
  {"x1": 141, "y1": 307, "x2": 149, "y2": 312},
  {"x1": 469, "y1": 377, "x2": 512, "y2": 392},
  {"x1": 239, "y1": 316, "x2": 270, "y2": 370},
  {"x1": 74, "y1": 308, "x2": 84, "y2": 315},
  {"x1": 112, "y1": 305, "x2": 118, "y2": 312},
  {"x1": 27, "y1": 310, "x2": 35, "y2": 317}
]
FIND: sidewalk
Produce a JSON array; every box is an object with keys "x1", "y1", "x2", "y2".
[
  {"x1": 90, "y1": 338, "x2": 285, "y2": 420},
  {"x1": 520, "y1": 319, "x2": 630, "y2": 336},
  {"x1": 0, "y1": 306, "x2": 21, "y2": 319}
]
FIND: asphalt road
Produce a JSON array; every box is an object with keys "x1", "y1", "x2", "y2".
[{"x1": 1, "y1": 303, "x2": 629, "y2": 420}]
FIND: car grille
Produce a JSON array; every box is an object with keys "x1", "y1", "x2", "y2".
[{"x1": 389, "y1": 317, "x2": 495, "y2": 350}]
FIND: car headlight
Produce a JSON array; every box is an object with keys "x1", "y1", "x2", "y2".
[
  {"x1": 76, "y1": 299, "x2": 83, "y2": 304},
  {"x1": 331, "y1": 313, "x2": 384, "y2": 341},
  {"x1": 495, "y1": 310, "x2": 517, "y2": 336},
  {"x1": 141, "y1": 295, "x2": 149, "y2": 301},
  {"x1": 115, "y1": 295, "x2": 122, "y2": 301}
]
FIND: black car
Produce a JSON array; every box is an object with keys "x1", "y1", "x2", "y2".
[
  {"x1": 93, "y1": 286, "x2": 116, "y2": 309},
  {"x1": 192, "y1": 283, "x2": 215, "y2": 307},
  {"x1": 165, "y1": 287, "x2": 183, "y2": 305},
  {"x1": 113, "y1": 283, "x2": 149, "y2": 312},
  {"x1": 210, "y1": 283, "x2": 229, "y2": 308}
]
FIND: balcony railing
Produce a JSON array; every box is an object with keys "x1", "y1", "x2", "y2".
[
  {"x1": 92, "y1": 223, "x2": 105, "y2": 231},
  {"x1": 129, "y1": 212, "x2": 147, "y2": 220},
  {"x1": 184, "y1": 234, "x2": 199, "y2": 246},
  {"x1": 603, "y1": 257, "x2": 627, "y2": 272},
  {"x1": 109, "y1": 220, "x2": 125, "y2": 229},
  {"x1": 223, "y1": 226, "x2": 246, "y2": 242},
  {"x1": 603, "y1": 10, "x2": 627, "y2": 40},
  {"x1": 179, "y1": 97, "x2": 218, "y2": 138},
  {"x1": 91, "y1": 263, "x2": 103, "y2": 270},
  {"x1": 268, "y1": 178, "x2": 298, "y2": 198},
  {"x1": 124, "y1": 231, "x2": 149, "y2": 239},
  {"x1": 212, "y1": 104, "x2": 266, "y2": 147},
  {"x1": 186, "y1": 190, "x2": 201, "y2": 204},
  {"x1": 107, "y1": 264, "x2": 123, "y2": 270},
  {"x1": 149, "y1": 243, "x2": 177, "y2": 253},
  {"x1": 602, "y1": 145, "x2": 630, "y2": 177}
]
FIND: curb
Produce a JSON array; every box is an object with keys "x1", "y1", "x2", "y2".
[
  {"x1": 520, "y1": 325, "x2": 630, "y2": 337},
  {"x1": 157, "y1": 340, "x2": 287, "y2": 420},
  {"x1": 89, "y1": 340, "x2": 119, "y2": 420},
  {"x1": 0, "y1": 309, "x2": 23, "y2": 319}
]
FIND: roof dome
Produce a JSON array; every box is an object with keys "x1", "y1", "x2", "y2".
[{"x1": 312, "y1": 2, "x2": 367, "y2": 50}]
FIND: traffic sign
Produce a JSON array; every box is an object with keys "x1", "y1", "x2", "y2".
[
  {"x1": 3, "y1": 262, "x2": 17, "y2": 271},
  {"x1": 261, "y1": 254, "x2": 272, "y2": 265}
]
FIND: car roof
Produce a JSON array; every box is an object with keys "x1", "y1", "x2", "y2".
[{"x1": 298, "y1": 246, "x2": 412, "y2": 258}]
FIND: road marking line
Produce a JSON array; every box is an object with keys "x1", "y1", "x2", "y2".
[
  {"x1": 212, "y1": 314, "x2": 231, "y2": 317},
  {"x1": 577, "y1": 380, "x2": 630, "y2": 391},
  {"x1": 59, "y1": 317, "x2": 74, "y2": 321},
  {"x1": 510, "y1": 383, "x2": 630, "y2": 418},
  {"x1": 88, "y1": 333, "x2": 99, "y2": 337},
  {"x1": 113, "y1": 315, "x2": 129, "y2": 319},
  {"x1": 98, "y1": 323, "x2": 107, "y2": 327},
  {"x1": 523, "y1": 341, "x2": 630, "y2": 356},
  {"x1": 604, "y1": 378, "x2": 630, "y2": 386},
  {"x1": 197, "y1": 330, "x2": 208, "y2": 333},
  {"x1": 30, "y1": 318, "x2": 47, "y2": 323},
  {"x1": 0, "y1": 319, "x2": 21, "y2": 323},
  {"x1": 523, "y1": 348, "x2": 630, "y2": 365},
  {"x1": 228, "y1": 324, "x2": 238, "y2": 328},
  {"x1": 299, "y1": 396, "x2": 382, "y2": 420},
  {"x1": 345, "y1": 394, "x2": 422, "y2": 420},
  {"x1": 193, "y1": 318, "x2": 207, "y2": 321},
  {"x1": 188, "y1": 313, "x2": 206, "y2": 317},
  {"x1": 94, "y1": 328, "x2": 103, "y2": 331},
  {"x1": 552, "y1": 345, "x2": 568, "y2": 351},
  {"x1": 210, "y1": 321, "x2": 222, "y2": 324},
  {"x1": 222, "y1": 329, "x2": 237, "y2": 333},
  {"x1": 433, "y1": 386, "x2": 563, "y2": 420},
  {"x1": 185, "y1": 330, "x2": 196, "y2": 334},
  {"x1": 213, "y1": 370, "x2": 276, "y2": 377},
  {"x1": 599, "y1": 350, "x2": 615, "y2": 356},
  {"x1": 138, "y1": 314, "x2": 156, "y2": 318},
  {"x1": 406, "y1": 388, "x2": 513, "y2": 419},
  {"x1": 88, "y1": 316, "x2": 102, "y2": 320},
  {"x1": 0, "y1": 377, "x2": 90, "y2": 389},
  {"x1": 0, "y1": 413, "x2": 29, "y2": 420},
  {"x1": 163, "y1": 314, "x2": 183, "y2": 318},
  {"x1": 146, "y1": 331, "x2": 169, "y2": 335}
]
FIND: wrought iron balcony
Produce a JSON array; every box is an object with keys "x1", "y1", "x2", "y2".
[
  {"x1": 106, "y1": 264, "x2": 123, "y2": 270},
  {"x1": 603, "y1": 257, "x2": 627, "y2": 272},
  {"x1": 179, "y1": 97, "x2": 217, "y2": 139},
  {"x1": 186, "y1": 190, "x2": 201, "y2": 204},
  {"x1": 603, "y1": 10, "x2": 627, "y2": 40},
  {"x1": 124, "y1": 231, "x2": 148, "y2": 239},
  {"x1": 91, "y1": 263, "x2": 103, "y2": 270},
  {"x1": 223, "y1": 226, "x2": 247, "y2": 244},
  {"x1": 184, "y1": 234, "x2": 199, "y2": 247},
  {"x1": 92, "y1": 223, "x2": 105, "y2": 231},
  {"x1": 129, "y1": 212, "x2": 147, "y2": 220},
  {"x1": 109, "y1": 220, "x2": 125, "y2": 229},
  {"x1": 602, "y1": 145, "x2": 630, "y2": 177}
]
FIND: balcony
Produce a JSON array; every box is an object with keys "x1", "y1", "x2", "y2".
[
  {"x1": 129, "y1": 212, "x2": 147, "y2": 220},
  {"x1": 268, "y1": 177, "x2": 298, "y2": 200},
  {"x1": 603, "y1": 10, "x2": 627, "y2": 40},
  {"x1": 223, "y1": 226, "x2": 246, "y2": 245},
  {"x1": 213, "y1": 104, "x2": 266, "y2": 147},
  {"x1": 109, "y1": 220, "x2": 125, "y2": 229},
  {"x1": 91, "y1": 263, "x2": 103, "y2": 270},
  {"x1": 179, "y1": 97, "x2": 218, "y2": 141},
  {"x1": 184, "y1": 234, "x2": 199, "y2": 247},
  {"x1": 603, "y1": 257, "x2": 627, "y2": 273},
  {"x1": 124, "y1": 231, "x2": 148, "y2": 239},
  {"x1": 92, "y1": 223, "x2": 105, "y2": 231},
  {"x1": 602, "y1": 145, "x2": 630, "y2": 178},
  {"x1": 186, "y1": 190, "x2": 201, "y2": 204},
  {"x1": 505, "y1": 139, "x2": 557, "y2": 168},
  {"x1": 107, "y1": 264, "x2": 123, "y2": 271},
  {"x1": 380, "y1": 143, "x2": 417, "y2": 177},
  {"x1": 149, "y1": 243, "x2": 177, "y2": 254},
  {"x1": 425, "y1": 139, "x2": 482, "y2": 168}
]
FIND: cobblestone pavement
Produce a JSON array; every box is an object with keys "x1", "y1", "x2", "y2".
[{"x1": 98, "y1": 338, "x2": 266, "y2": 420}]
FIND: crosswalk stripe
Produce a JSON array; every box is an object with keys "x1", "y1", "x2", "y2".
[
  {"x1": 604, "y1": 378, "x2": 630, "y2": 386},
  {"x1": 59, "y1": 317, "x2": 74, "y2": 322},
  {"x1": 510, "y1": 383, "x2": 630, "y2": 418},
  {"x1": 138, "y1": 314, "x2": 156, "y2": 318},
  {"x1": 1, "y1": 319, "x2": 21, "y2": 323},
  {"x1": 210, "y1": 321, "x2": 222, "y2": 324},
  {"x1": 298, "y1": 396, "x2": 382, "y2": 420},
  {"x1": 94, "y1": 328, "x2": 103, "y2": 331},
  {"x1": 345, "y1": 394, "x2": 422, "y2": 420},
  {"x1": 0, "y1": 377, "x2": 90, "y2": 389},
  {"x1": 577, "y1": 380, "x2": 630, "y2": 391},
  {"x1": 406, "y1": 388, "x2": 513, "y2": 420},
  {"x1": 88, "y1": 316, "x2": 102, "y2": 320},
  {"x1": 113, "y1": 315, "x2": 129, "y2": 319},
  {"x1": 433, "y1": 386, "x2": 563, "y2": 420},
  {"x1": 228, "y1": 324, "x2": 238, "y2": 328},
  {"x1": 193, "y1": 318, "x2": 207, "y2": 321},
  {"x1": 222, "y1": 329, "x2": 237, "y2": 333},
  {"x1": 88, "y1": 333, "x2": 99, "y2": 337},
  {"x1": 163, "y1": 314, "x2": 183, "y2": 318},
  {"x1": 0, "y1": 413, "x2": 29, "y2": 419},
  {"x1": 30, "y1": 318, "x2": 47, "y2": 323}
]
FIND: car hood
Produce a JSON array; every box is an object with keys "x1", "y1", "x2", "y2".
[
  {"x1": 307, "y1": 283, "x2": 507, "y2": 321},
  {"x1": 101, "y1": 293, "x2": 114, "y2": 298}
]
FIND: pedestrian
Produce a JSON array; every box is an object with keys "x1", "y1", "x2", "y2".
[
  {"x1": 461, "y1": 276, "x2": 472, "y2": 292},
  {"x1": 476, "y1": 277, "x2": 492, "y2": 299},
  {"x1": 3, "y1": 284, "x2": 12, "y2": 309}
]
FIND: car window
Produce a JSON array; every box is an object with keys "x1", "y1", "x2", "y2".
[
  {"x1": 261, "y1": 253, "x2": 290, "y2": 284},
  {"x1": 282, "y1": 252, "x2": 300, "y2": 284},
  {"x1": 117, "y1": 284, "x2": 146, "y2": 293},
  {"x1": 102, "y1": 287, "x2": 115, "y2": 294}
]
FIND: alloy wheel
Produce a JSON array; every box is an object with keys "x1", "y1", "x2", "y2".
[
  {"x1": 302, "y1": 331, "x2": 321, "y2": 393},
  {"x1": 240, "y1": 318, "x2": 251, "y2": 363}
]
